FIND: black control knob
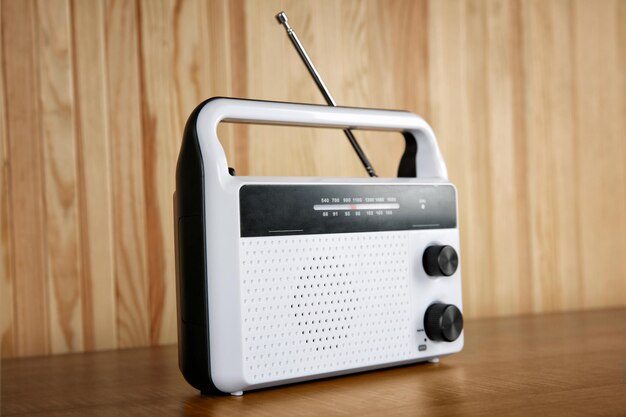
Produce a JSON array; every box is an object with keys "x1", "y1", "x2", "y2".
[
  {"x1": 424, "y1": 303, "x2": 464, "y2": 342},
  {"x1": 423, "y1": 245, "x2": 458, "y2": 276}
]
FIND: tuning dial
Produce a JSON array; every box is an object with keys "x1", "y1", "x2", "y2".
[
  {"x1": 424, "y1": 303, "x2": 464, "y2": 342},
  {"x1": 423, "y1": 245, "x2": 458, "y2": 276}
]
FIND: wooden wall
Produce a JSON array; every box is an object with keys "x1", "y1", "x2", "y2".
[{"x1": 1, "y1": 0, "x2": 625, "y2": 358}]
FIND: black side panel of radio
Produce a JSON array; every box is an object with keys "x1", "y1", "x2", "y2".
[{"x1": 174, "y1": 99, "x2": 222, "y2": 395}]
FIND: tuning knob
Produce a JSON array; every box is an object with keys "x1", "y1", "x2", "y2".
[
  {"x1": 424, "y1": 303, "x2": 464, "y2": 342},
  {"x1": 423, "y1": 245, "x2": 458, "y2": 276}
]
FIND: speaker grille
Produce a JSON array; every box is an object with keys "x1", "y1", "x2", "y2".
[{"x1": 240, "y1": 232, "x2": 414, "y2": 384}]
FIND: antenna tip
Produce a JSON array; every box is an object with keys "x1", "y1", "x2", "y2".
[{"x1": 275, "y1": 11, "x2": 288, "y2": 25}]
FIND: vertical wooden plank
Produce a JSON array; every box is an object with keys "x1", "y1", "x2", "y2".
[
  {"x1": 137, "y1": 0, "x2": 178, "y2": 345},
  {"x1": 1, "y1": 0, "x2": 50, "y2": 357},
  {"x1": 483, "y1": 0, "x2": 524, "y2": 315},
  {"x1": 173, "y1": 0, "x2": 228, "y2": 123},
  {"x1": 509, "y1": 0, "x2": 533, "y2": 314},
  {"x1": 384, "y1": 0, "x2": 430, "y2": 118},
  {"x1": 70, "y1": 0, "x2": 117, "y2": 351},
  {"x1": 614, "y1": 1, "x2": 626, "y2": 239},
  {"x1": 522, "y1": 0, "x2": 582, "y2": 312},
  {"x1": 171, "y1": 0, "x2": 208, "y2": 134},
  {"x1": 35, "y1": 0, "x2": 84, "y2": 354},
  {"x1": 337, "y1": 0, "x2": 371, "y2": 107},
  {"x1": 573, "y1": 0, "x2": 626, "y2": 309},
  {"x1": 523, "y1": 0, "x2": 558, "y2": 313},
  {"x1": 0, "y1": 1, "x2": 16, "y2": 358},
  {"x1": 104, "y1": 0, "x2": 149, "y2": 348},
  {"x1": 464, "y1": 0, "x2": 496, "y2": 318}
]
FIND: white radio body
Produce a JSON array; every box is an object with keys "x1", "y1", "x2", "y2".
[{"x1": 174, "y1": 98, "x2": 464, "y2": 396}]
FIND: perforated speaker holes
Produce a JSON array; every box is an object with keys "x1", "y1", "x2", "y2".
[{"x1": 240, "y1": 232, "x2": 414, "y2": 383}]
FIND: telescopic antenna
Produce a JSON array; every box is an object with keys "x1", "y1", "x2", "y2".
[{"x1": 275, "y1": 11, "x2": 378, "y2": 177}]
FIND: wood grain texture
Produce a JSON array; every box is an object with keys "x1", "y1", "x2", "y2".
[
  {"x1": 70, "y1": 0, "x2": 117, "y2": 351},
  {"x1": 0, "y1": 1, "x2": 14, "y2": 359},
  {"x1": 1, "y1": 0, "x2": 625, "y2": 358},
  {"x1": 36, "y1": 0, "x2": 84, "y2": 355},
  {"x1": 484, "y1": 0, "x2": 522, "y2": 315},
  {"x1": 137, "y1": 0, "x2": 178, "y2": 346},
  {"x1": 2, "y1": 309, "x2": 626, "y2": 416},
  {"x1": 523, "y1": 0, "x2": 582, "y2": 312},
  {"x1": 104, "y1": 0, "x2": 150, "y2": 348},
  {"x1": 572, "y1": 0, "x2": 626, "y2": 310},
  {"x1": 1, "y1": 0, "x2": 50, "y2": 357}
]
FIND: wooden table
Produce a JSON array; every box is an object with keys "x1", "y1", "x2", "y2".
[{"x1": 2, "y1": 309, "x2": 625, "y2": 416}]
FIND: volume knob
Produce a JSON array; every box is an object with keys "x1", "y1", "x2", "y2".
[
  {"x1": 424, "y1": 303, "x2": 464, "y2": 342},
  {"x1": 423, "y1": 245, "x2": 458, "y2": 276}
]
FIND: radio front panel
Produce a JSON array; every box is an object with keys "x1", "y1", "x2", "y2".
[{"x1": 239, "y1": 226, "x2": 463, "y2": 387}]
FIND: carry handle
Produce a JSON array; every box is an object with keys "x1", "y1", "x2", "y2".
[{"x1": 194, "y1": 98, "x2": 447, "y2": 181}]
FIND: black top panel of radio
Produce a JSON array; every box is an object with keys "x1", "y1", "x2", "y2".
[{"x1": 239, "y1": 184, "x2": 456, "y2": 237}]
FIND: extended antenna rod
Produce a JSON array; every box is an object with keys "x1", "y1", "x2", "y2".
[{"x1": 275, "y1": 11, "x2": 378, "y2": 177}]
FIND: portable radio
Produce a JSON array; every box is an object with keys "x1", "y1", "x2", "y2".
[{"x1": 174, "y1": 97, "x2": 464, "y2": 396}]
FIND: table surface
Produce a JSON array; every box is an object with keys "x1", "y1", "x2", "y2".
[{"x1": 2, "y1": 308, "x2": 626, "y2": 417}]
